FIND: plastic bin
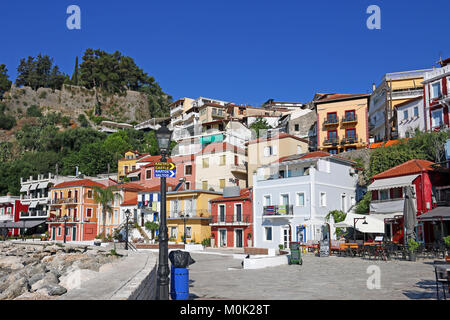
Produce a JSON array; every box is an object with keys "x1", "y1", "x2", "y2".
[{"x1": 170, "y1": 266, "x2": 189, "y2": 300}]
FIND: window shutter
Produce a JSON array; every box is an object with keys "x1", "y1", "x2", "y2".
[{"x1": 272, "y1": 145, "x2": 278, "y2": 155}]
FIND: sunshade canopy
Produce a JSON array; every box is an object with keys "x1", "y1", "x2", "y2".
[
  {"x1": 20, "y1": 185, "x2": 30, "y2": 192},
  {"x1": 418, "y1": 206, "x2": 450, "y2": 221},
  {"x1": 28, "y1": 184, "x2": 38, "y2": 191},
  {"x1": 368, "y1": 174, "x2": 419, "y2": 191},
  {"x1": 336, "y1": 212, "x2": 385, "y2": 233},
  {"x1": 0, "y1": 219, "x2": 47, "y2": 229}
]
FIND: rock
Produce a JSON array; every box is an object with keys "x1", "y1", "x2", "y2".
[
  {"x1": 42, "y1": 255, "x2": 55, "y2": 263},
  {"x1": 78, "y1": 260, "x2": 101, "y2": 272},
  {"x1": 28, "y1": 273, "x2": 46, "y2": 286},
  {"x1": 0, "y1": 256, "x2": 24, "y2": 270},
  {"x1": 31, "y1": 273, "x2": 59, "y2": 292},
  {"x1": 37, "y1": 284, "x2": 67, "y2": 296},
  {"x1": 0, "y1": 277, "x2": 29, "y2": 300},
  {"x1": 14, "y1": 292, "x2": 56, "y2": 300},
  {"x1": 98, "y1": 263, "x2": 114, "y2": 273},
  {"x1": 59, "y1": 269, "x2": 98, "y2": 291}
]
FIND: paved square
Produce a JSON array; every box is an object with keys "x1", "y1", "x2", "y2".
[{"x1": 187, "y1": 251, "x2": 440, "y2": 300}]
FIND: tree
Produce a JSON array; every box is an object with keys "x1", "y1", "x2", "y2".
[
  {"x1": 0, "y1": 113, "x2": 16, "y2": 130},
  {"x1": 249, "y1": 117, "x2": 271, "y2": 138},
  {"x1": 355, "y1": 192, "x2": 371, "y2": 214},
  {"x1": 0, "y1": 64, "x2": 12, "y2": 99},
  {"x1": 71, "y1": 56, "x2": 79, "y2": 86},
  {"x1": 92, "y1": 186, "x2": 120, "y2": 241},
  {"x1": 325, "y1": 210, "x2": 347, "y2": 238},
  {"x1": 16, "y1": 54, "x2": 67, "y2": 90},
  {"x1": 144, "y1": 221, "x2": 159, "y2": 240}
]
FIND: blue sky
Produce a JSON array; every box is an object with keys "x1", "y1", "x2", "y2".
[{"x1": 1, "y1": 0, "x2": 449, "y2": 106}]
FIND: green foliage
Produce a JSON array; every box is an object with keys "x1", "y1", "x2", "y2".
[
  {"x1": 201, "y1": 238, "x2": 211, "y2": 247},
  {"x1": 0, "y1": 64, "x2": 12, "y2": 99},
  {"x1": 407, "y1": 238, "x2": 419, "y2": 253},
  {"x1": 249, "y1": 117, "x2": 271, "y2": 138},
  {"x1": 0, "y1": 142, "x2": 13, "y2": 162},
  {"x1": 15, "y1": 54, "x2": 66, "y2": 90},
  {"x1": 92, "y1": 185, "x2": 120, "y2": 240},
  {"x1": 144, "y1": 221, "x2": 159, "y2": 232},
  {"x1": 26, "y1": 105, "x2": 42, "y2": 117},
  {"x1": 77, "y1": 114, "x2": 90, "y2": 127},
  {"x1": 38, "y1": 91, "x2": 47, "y2": 99},
  {"x1": 61, "y1": 116, "x2": 71, "y2": 128},
  {"x1": 443, "y1": 236, "x2": 450, "y2": 248},
  {"x1": 0, "y1": 113, "x2": 16, "y2": 130},
  {"x1": 325, "y1": 210, "x2": 347, "y2": 237},
  {"x1": 355, "y1": 192, "x2": 372, "y2": 214}
]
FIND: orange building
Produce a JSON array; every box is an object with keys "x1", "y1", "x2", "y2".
[
  {"x1": 315, "y1": 93, "x2": 370, "y2": 154},
  {"x1": 47, "y1": 179, "x2": 106, "y2": 242}
]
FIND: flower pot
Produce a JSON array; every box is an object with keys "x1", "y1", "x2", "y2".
[
  {"x1": 210, "y1": 238, "x2": 215, "y2": 248},
  {"x1": 409, "y1": 252, "x2": 417, "y2": 262},
  {"x1": 247, "y1": 239, "x2": 252, "y2": 247}
]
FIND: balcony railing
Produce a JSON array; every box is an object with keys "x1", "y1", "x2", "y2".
[
  {"x1": 340, "y1": 135, "x2": 358, "y2": 145},
  {"x1": 50, "y1": 198, "x2": 78, "y2": 205},
  {"x1": 210, "y1": 214, "x2": 251, "y2": 225},
  {"x1": 323, "y1": 117, "x2": 339, "y2": 126},
  {"x1": 230, "y1": 164, "x2": 246, "y2": 173},
  {"x1": 168, "y1": 210, "x2": 210, "y2": 219},
  {"x1": 170, "y1": 104, "x2": 183, "y2": 116},
  {"x1": 20, "y1": 210, "x2": 47, "y2": 218},
  {"x1": 323, "y1": 137, "x2": 339, "y2": 146},
  {"x1": 263, "y1": 205, "x2": 294, "y2": 217},
  {"x1": 341, "y1": 114, "x2": 358, "y2": 124}
]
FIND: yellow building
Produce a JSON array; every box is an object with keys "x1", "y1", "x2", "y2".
[
  {"x1": 166, "y1": 189, "x2": 222, "y2": 243},
  {"x1": 315, "y1": 93, "x2": 371, "y2": 154},
  {"x1": 246, "y1": 133, "x2": 310, "y2": 187},
  {"x1": 117, "y1": 150, "x2": 149, "y2": 181}
]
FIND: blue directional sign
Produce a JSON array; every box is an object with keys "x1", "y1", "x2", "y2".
[
  {"x1": 154, "y1": 169, "x2": 176, "y2": 178},
  {"x1": 445, "y1": 139, "x2": 450, "y2": 160}
]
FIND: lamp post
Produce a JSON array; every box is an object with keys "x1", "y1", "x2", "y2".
[
  {"x1": 180, "y1": 213, "x2": 190, "y2": 244},
  {"x1": 125, "y1": 209, "x2": 131, "y2": 250},
  {"x1": 22, "y1": 220, "x2": 26, "y2": 242},
  {"x1": 155, "y1": 123, "x2": 172, "y2": 300},
  {"x1": 63, "y1": 216, "x2": 68, "y2": 244},
  {"x1": 353, "y1": 217, "x2": 368, "y2": 242}
]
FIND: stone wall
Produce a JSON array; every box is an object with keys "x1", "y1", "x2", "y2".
[{"x1": 244, "y1": 247, "x2": 268, "y2": 255}]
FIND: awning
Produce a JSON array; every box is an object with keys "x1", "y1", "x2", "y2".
[
  {"x1": 418, "y1": 206, "x2": 450, "y2": 221},
  {"x1": 38, "y1": 199, "x2": 48, "y2": 205},
  {"x1": 20, "y1": 185, "x2": 30, "y2": 192},
  {"x1": 141, "y1": 209, "x2": 157, "y2": 215},
  {"x1": 370, "y1": 212, "x2": 403, "y2": 222},
  {"x1": 370, "y1": 199, "x2": 405, "y2": 214},
  {"x1": 28, "y1": 184, "x2": 39, "y2": 191},
  {"x1": 337, "y1": 212, "x2": 385, "y2": 233},
  {"x1": 37, "y1": 182, "x2": 49, "y2": 189},
  {"x1": 127, "y1": 171, "x2": 140, "y2": 178},
  {"x1": 0, "y1": 219, "x2": 47, "y2": 229},
  {"x1": 368, "y1": 174, "x2": 419, "y2": 191},
  {"x1": 29, "y1": 201, "x2": 38, "y2": 209}
]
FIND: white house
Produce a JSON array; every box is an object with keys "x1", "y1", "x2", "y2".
[{"x1": 395, "y1": 97, "x2": 425, "y2": 138}]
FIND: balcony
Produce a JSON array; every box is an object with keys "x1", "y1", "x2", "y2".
[
  {"x1": 20, "y1": 210, "x2": 48, "y2": 218},
  {"x1": 170, "y1": 104, "x2": 183, "y2": 116},
  {"x1": 340, "y1": 135, "x2": 359, "y2": 145},
  {"x1": 171, "y1": 114, "x2": 183, "y2": 125},
  {"x1": 323, "y1": 117, "x2": 339, "y2": 126},
  {"x1": 210, "y1": 214, "x2": 251, "y2": 226},
  {"x1": 323, "y1": 137, "x2": 339, "y2": 146},
  {"x1": 167, "y1": 210, "x2": 210, "y2": 220},
  {"x1": 50, "y1": 198, "x2": 78, "y2": 205},
  {"x1": 263, "y1": 205, "x2": 294, "y2": 218},
  {"x1": 341, "y1": 114, "x2": 358, "y2": 124},
  {"x1": 230, "y1": 164, "x2": 246, "y2": 174}
]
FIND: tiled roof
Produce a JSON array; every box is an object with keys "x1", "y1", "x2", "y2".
[
  {"x1": 139, "y1": 184, "x2": 177, "y2": 193},
  {"x1": 136, "y1": 155, "x2": 161, "y2": 163},
  {"x1": 121, "y1": 197, "x2": 138, "y2": 206},
  {"x1": 246, "y1": 133, "x2": 309, "y2": 145},
  {"x1": 273, "y1": 151, "x2": 355, "y2": 164},
  {"x1": 372, "y1": 159, "x2": 436, "y2": 180},
  {"x1": 315, "y1": 93, "x2": 370, "y2": 103},
  {"x1": 210, "y1": 188, "x2": 252, "y2": 202},
  {"x1": 369, "y1": 139, "x2": 408, "y2": 149},
  {"x1": 142, "y1": 157, "x2": 173, "y2": 168},
  {"x1": 52, "y1": 179, "x2": 106, "y2": 189},
  {"x1": 116, "y1": 182, "x2": 146, "y2": 191},
  {"x1": 394, "y1": 97, "x2": 423, "y2": 109},
  {"x1": 200, "y1": 142, "x2": 246, "y2": 155}
]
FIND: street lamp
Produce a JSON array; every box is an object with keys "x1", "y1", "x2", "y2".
[
  {"x1": 180, "y1": 213, "x2": 190, "y2": 244},
  {"x1": 155, "y1": 123, "x2": 173, "y2": 300},
  {"x1": 125, "y1": 209, "x2": 132, "y2": 250},
  {"x1": 22, "y1": 220, "x2": 26, "y2": 242},
  {"x1": 63, "y1": 216, "x2": 69, "y2": 244},
  {"x1": 353, "y1": 217, "x2": 368, "y2": 242}
]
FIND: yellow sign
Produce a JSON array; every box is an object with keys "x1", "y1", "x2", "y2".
[{"x1": 154, "y1": 162, "x2": 175, "y2": 170}]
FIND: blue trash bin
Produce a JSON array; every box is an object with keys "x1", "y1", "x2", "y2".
[{"x1": 170, "y1": 266, "x2": 189, "y2": 300}]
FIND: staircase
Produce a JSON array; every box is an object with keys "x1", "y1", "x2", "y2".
[{"x1": 135, "y1": 224, "x2": 151, "y2": 242}]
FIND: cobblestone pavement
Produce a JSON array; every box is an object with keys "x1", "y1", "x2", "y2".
[{"x1": 187, "y1": 252, "x2": 440, "y2": 300}]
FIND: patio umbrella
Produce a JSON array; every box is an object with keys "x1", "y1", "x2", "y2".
[{"x1": 403, "y1": 186, "x2": 417, "y2": 245}]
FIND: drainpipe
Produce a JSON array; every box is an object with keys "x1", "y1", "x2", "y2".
[{"x1": 310, "y1": 164, "x2": 316, "y2": 240}]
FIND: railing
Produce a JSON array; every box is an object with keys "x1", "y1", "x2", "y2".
[
  {"x1": 263, "y1": 205, "x2": 294, "y2": 216},
  {"x1": 170, "y1": 104, "x2": 183, "y2": 116},
  {"x1": 210, "y1": 214, "x2": 251, "y2": 225},
  {"x1": 341, "y1": 115, "x2": 358, "y2": 123},
  {"x1": 168, "y1": 210, "x2": 210, "y2": 219},
  {"x1": 341, "y1": 135, "x2": 358, "y2": 145},
  {"x1": 323, "y1": 117, "x2": 339, "y2": 126},
  {"x1": 50, "y1": 198, "x2": 78, "y2": 205},
  {"x1": 323, "y1": 137, "x2": 339, "y2": 145},
  {"x1": 230, "y1": 164, "x2": 246, "y2": 172}
]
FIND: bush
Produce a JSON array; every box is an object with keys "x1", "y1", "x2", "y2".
[
  {"x1": 77, "y1": 114, "x2": 89, "y2": 127},
  {"x1": 38, "y1": 91, "x2": 47, "y2": 99},
  {"x1": 407, "y1": 239, "x2": 419, "y2": 253},
  {"x1": 201, "y1": 238, "x2": 211, "y2": 247},
  {"x1": 26, "y1": 105, "x2": 42, "y2": 117},
  {"x1": 0, "y1": 113, "x2": 16, "y2": 130}
]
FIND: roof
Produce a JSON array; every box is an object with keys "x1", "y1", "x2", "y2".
[
  {"x1": 372, "y1": 159, "x2": 436, "y2": 180},
  {"x1": 136, "y1": 155, "x2": 161, "y2": 163},
  {"x1": 139, "y1": 184, "x2": 177, "y2": 193},
  {"x1": 51, "y1": 179, "x2": 106, "y2": 189},
  {"x1": 369, "y1": 139, "x2": 406, "y2": 149},
  {"x1": 210, "y1": 188, "x2": 252, "y2": 202},
  {"x1": 121, "y1": 197, "x2": 138, "y2": 206},
  {"x1": 202, "y1": 119, "x2": 230, "y2": 126},
  {"x1": 418, "y1": 206, "x2": 450, "y2": 221},
  {"x1": 116, "y1": 182, "x2": 146, "y2": 191},
  {"x1": 394, "y1": 97, "x2": 423, "y2": 109},
  {"x1": 314, "y1": 93, "x2": 370, "y2": 104},
  {"x1": 200, "y1": 142, "x2": 246, "y2": 155},
  {"x1": 142, "y1": 157, "x2": 173, "y2": 168},
  {"x1": 246, "y1": 133, "x2": 309, "y2": 145},
  {"x1": 273, "y1": 151, "x2": 354, "y2": 165},
  {"x1": 368, "y1": 174, "x2": 420, "y2": 191}
]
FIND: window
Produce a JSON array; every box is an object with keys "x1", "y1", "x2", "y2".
[
  {"x1": 185, "y1": 226, "x2": 192, "y2": 238},
  {"x1": 87, "y1": 190, "x2": 92, "y2": 199},
  {"x1": 124, "y1": 166, "x2": 129, "y2": 174},
  {"x1": 413, "y1": 106, "x2": 418, "y2": 117},
  {"x1": 296, "y1": 193, "x2": 305, "y2": 207},
  {"x1": 264, "y1": 146, "x2": 272, "y2": 157},
  {"x1": 327, "y1": 112, "x2": 337, "y2": 122},
  {"x1": 379, "y1": 189, "x2": 389, "y2": 201},
  {"x1": 346, "y1": 128, "x2": 356, "y2": 139},
  {"x1": 265, "y1": 227, "x2": 272, "y2": 241},
  {"x1": 6, "y1": 207, "x2": 11, "y2": 215},
  {"x1": 392, "y1": 187, "x2": 403, "y2": 199},
  {"x1": 185, "y1": 182, "x2": 191, "y2": 190},
  {"x1": 170, "y1": 227, "x2": 177, "y2": 239},
  {"x1": 235, "y1": 204, "x2": 242, "y2": 222},
  {"x1": 185, "y1": 199, "x2": 193, "y2": 214},
  {"x1": 403, "y1": 110, "x2": 408, "y2": 120},
  {"x1": 146, "y1": 169, "x2": 152, "y2": 180},
  {"x1": 58, "y1": 227, "x2": 61, "y2": 236},
  {"x1": 341, "y1": 194, "x2": 346, "y2": 212},
  {"x1": 294, "y1": 124, "x2": 300, "y2": 131},
  {"x1": 0, "y1": 208, "x2": 3, "y2": 215},
  {"x1": 219, "y1": 205, "x2": 226, "y2": 222},
  {"x1": 219, "y1": 155, "x2": 226, "y2": 166},
  {"x1": 431, "y1": 82, "x2": 442, "y2": 99},
  {"x1": 328, "y1": 130, "x2": 337, "y2": 140},
  {"x1": 280, "y1": 194, "x2": 289, "y2": 205},
  {"x1": 86, "y1": 208, "x2": 92, "y2": 217},
  {"x1": 219, "y1": 179, "x2": 225, "y2": 189},
  {"x1": 329, "y1": 149, "x2": 338, "y2": 155},
  {"x1": 345, "y1": 110, "x2": 355, "y2": 121},
  {"x1": 185, "y1": 165, "x2": 192, "y2": 175},
  {"x1": 263, "y1": 195, "x2": 271, "y2": 206},
  {"x1": 320, "y1": 192, "x2": 327, "y2": 207},
  {"x1": 202, "y1": 158, "x2": 209, "y2": 168},
  {"x1": 431, "y1": 110, "x2": 443, "y2": 128},
  {"x1": 114, "y1": 210, "x2": 118, "y2": 220},
  {"x1": 297, "y1": 145, "x2": 302, "y2": 154},
  {"x1": 202, "y1": 181, "x2": 208, "y2": 190}
]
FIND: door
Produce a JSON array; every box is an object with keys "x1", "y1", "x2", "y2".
[
  {"x1": 282, "y1": 227, "x2": 290, "y2": 249},
  {"x1": 72, "y1": 226, "x2": 76, "y2": 241},
  {"x1": 219, "y1": 229, "x2": 227, "y2": 247},
  {"x1": 235, "y1": 204, "x2": 242, "y2": 222},
  {"x1": 52, "y1": 227, "x2": 56, "y2": 240},
  {"x1": 219, "y1": 205, "x2": 226, "y2": 222},
  {"x1": 235, "y1": 229, "x2": 243, "y2": 248}
]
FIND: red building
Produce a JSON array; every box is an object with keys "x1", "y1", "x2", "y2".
[
  {"x1": 210, "y1": 187, "x2": 253, "y2": 248},
  {"x1": 128, "y1": 154, "x2": 196, "y2": 190},
  {"x1": 368, "y1": 159, "x2": 449, "y2": 243},
  {"x1": 0, "y1": 195, "x2": 28, "y2": 236},
  {"x1": 423, "y1": 57, "x2": 450, "y2": 131}
]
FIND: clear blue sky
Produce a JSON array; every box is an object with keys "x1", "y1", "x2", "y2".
[{"x1": 1, "y1": 0, "x2": 449, "y2": 106}]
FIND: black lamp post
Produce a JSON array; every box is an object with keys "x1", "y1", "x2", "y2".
[
  {"x1": 22, "y1": 220, "x2": 26, "y2": 242},
  {"x1": 180, "y1": 213, "x2": 190, "y2": 244},
  {"x1": 155, "y1": 124, "x2": 172, "y2": 300},
  {"x1": 353, "y1": 217, "x2": 368, "y2": 242},
  {"x1": 125, "y1": 209, "x2": 131, "y2": 250},
  {"x1": 63, "y1": 216, "x2": 68, "y2": 244}
]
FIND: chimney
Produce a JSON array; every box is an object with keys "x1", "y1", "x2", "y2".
[
  {"x1": 76, "y1": 166, "x2": 79, "y2": 176},
  {"x1": 372, "y1": 83, "x2": 376, "y2": 92}
]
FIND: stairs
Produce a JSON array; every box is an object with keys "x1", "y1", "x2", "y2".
[{"x1": 135, "y1": 224, "x2": 151, "y2": 242}]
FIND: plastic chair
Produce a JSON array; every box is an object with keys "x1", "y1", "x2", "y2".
[{"x1": 434, "y1": 262, "x2": 449, "y2": 300}]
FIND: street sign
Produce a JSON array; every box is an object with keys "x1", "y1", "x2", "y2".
[
  {"x1": 445, "y1": 139, "x2": 450, "y2": 160},
  {"x1": 154, "y1": 162, "x2": 175, "y2": 170},
  {"x1": 154, "y1": 169, "x2": 176, "y2": 178}
]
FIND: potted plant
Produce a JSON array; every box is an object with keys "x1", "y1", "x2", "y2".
[
  {"x1": 407, "y1": 238, "x2": 419, "y2": 262},
  {"x1": 443, "y1": 235, "x2": 450, "y2": 260},
  {"x1": 247, "y1": 233, "x2": 252, "y2": 247},
  {"x1": 94, "y1": 234, "x2": 102, "y2": 246},
  {"x1": 210, "y1": 233, "x2": 215, "y2": 248}
]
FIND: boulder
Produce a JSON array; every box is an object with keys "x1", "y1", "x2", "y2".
[
  {"x1": 0, "y1": 256, "x2": 24, "y2": 270},
  {"x1": 0, "y1": 277, "x2": 29, "y2": 300},
  {"x1": 37, "y1": 284, "x2": 67, "y2": 296},
  {"x1": 31, "y1": 273, "x2": 59, "y2": 292},
  {"x1": 59, "y1": 269, "x2": 98, "y2": 291},
  {"x1": 14, "y1": 292, "x2": 56, "y2": 300}
]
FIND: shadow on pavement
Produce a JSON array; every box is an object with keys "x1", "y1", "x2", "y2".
[{"x1": 402, "y1": 280, "x2": 437, "y2": 300}]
